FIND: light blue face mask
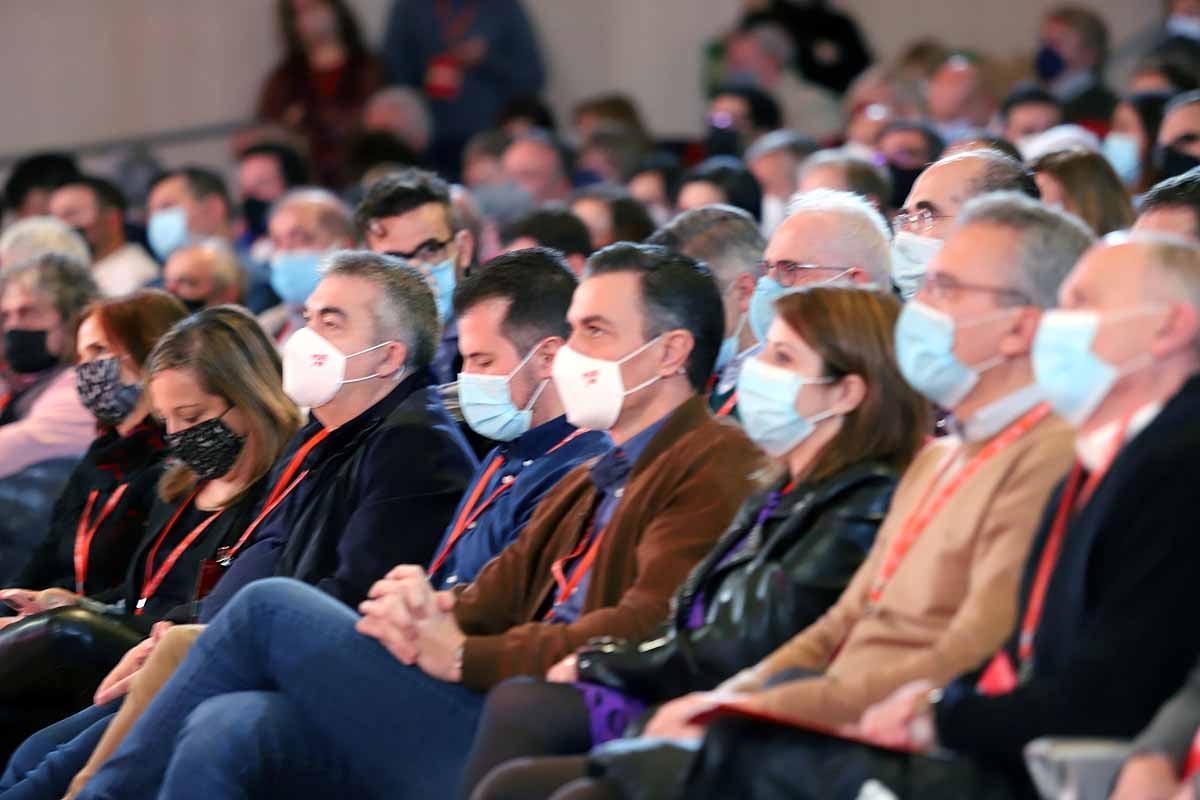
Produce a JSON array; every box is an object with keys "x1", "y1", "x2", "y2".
[
  {"x1": 715, "y1": 313, "x2": 748, "y2": 373},
  {"x1": 895, "y1": 300, "x2": 1011, "y2": 408},
  {"x1": 270, "y1": 251, "x2": 324, "y2": 306},
  {"x1": 147, "y1": 206, "x2": 189, "y2": 261},
  {"x1": 736, "y1": 356, "x2": 836, "y2": 456},
  {"x1": 748, "y1": 270, "x2": 853, "y2": 343},
  {"x1": 424, "y1": 259, "x2": 457, "y2": 323},
  {"x1": 457, "y1": 342, "x2": 549, "y2": 441},
  {"x1": 1032, "y1": 308, "x2": 1155, "y2": 427},
  {"x1": 1102, "y1": 132, "x2": 1141, "y2": 187}
]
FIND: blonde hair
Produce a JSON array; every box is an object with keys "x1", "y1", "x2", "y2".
[{"x1": 147, "y1": 305, "x2": 302, "y2": 504}]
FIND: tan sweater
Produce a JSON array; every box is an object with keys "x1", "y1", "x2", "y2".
[{"x1": 726, "y1": 412, "x2": 1076, "y2": 726}]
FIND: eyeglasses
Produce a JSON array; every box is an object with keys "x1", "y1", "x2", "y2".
[
  {"x1": 920, "y1": 272, "x2": 1031, "y2": 305},
  {"x1": 758, "y1": 260, "x2": 854, "y2": 288},
  {"x1": 385, "y1": 237, "x2": 453, "y2": 263},
  {"x1": 893, "y1": 208, "x2": 951, "y2": 234}
]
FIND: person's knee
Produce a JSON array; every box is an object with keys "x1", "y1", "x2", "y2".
[
  {"x1": 471, "y1": 757, "x2": 544, "y2": 800},
  {"x1": 178, "y1": 692, "x2": 277, "y2": 755},
  {"x1": 482, "y1": 676, "x2": 547, "y2": 723}
]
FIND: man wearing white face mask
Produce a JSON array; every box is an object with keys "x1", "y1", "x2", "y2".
[
  {"x1": 430, "y1": 248, "x2": 608, "y2": 590},
  {"x1": 192, "y1": 251, "x2": 478, "y2": 620},
  {"x1": 891, "y1": 150, "x2": 1041, "y2": 300},
  {"x1": 747, "y1": 189, "x2": 890, "y2": 351},
  {"x1": 646, "y1": 204, "x2": 765, "y2": 418},
  {"x1": 358, "y1": 169, "x2": 475, "y2": 384}
]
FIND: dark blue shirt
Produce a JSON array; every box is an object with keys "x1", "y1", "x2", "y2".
[
  {"x1": 430, "y1": 415, "x2": 609, "y2": 590},
  {"x1": 547, "y1": 415, "x2": 669, "y2": 623}
]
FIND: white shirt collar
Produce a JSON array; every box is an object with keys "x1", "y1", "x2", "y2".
[
  {"x1": 1076, "y1": 403, "x2": 1161, "y2": 471},
  {"x1": 960, "y1": 383, "x2": 1045, "y2": 443}
]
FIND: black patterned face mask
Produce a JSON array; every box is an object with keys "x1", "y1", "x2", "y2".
[
  {"x1": 165, "y1": 412, "x2": 246, "y2": 481},
  {"x1": 75, "y1": 357, "x2": 142, "y2": 426}
]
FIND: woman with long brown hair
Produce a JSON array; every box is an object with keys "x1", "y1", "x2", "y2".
[
  {"x1": 462, "y1": 285, "x2": 931, "y2": 800},
  {"x1": 1031, "y1": 148, "x2": 1135, "y2": 236}
]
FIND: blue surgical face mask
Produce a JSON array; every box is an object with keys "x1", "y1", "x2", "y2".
[
  {"x1": 715, "y1": 312, "x2": 748, "y2": 374},
  {"x1": 736, "y1": 356, "x2": 836, "y2": 456},
  {"x1": 1032, "y1": 308, "x2": 1156, "y2": 427},
  {"x1": 1102, "y1": 132, "x2": 1142, "y2": 187},
  {"x1": 895, "y1": 299, "x2": 1013, "y2": 408},
  {"x1": 270, "y1": 251, "x2": 324, "y2": 306},
  {"x1": 147, "y1": 206, "x2": 190, "y2": 261},
  {"x1": 457, "y1": 341, "x2": 549, "y2": 441},
  {"x1": 748, "y1": 269, "x2": 854, "y2": 343},
  {"x1": 425, "y1": 259, "x2": 457, "y2": 323},
  {"x1": 891, "y1": 232, "x2": 944, "y2": 301}
]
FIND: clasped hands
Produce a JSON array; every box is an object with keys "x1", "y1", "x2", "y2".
[
  {"x1": 356, "y1": 564, "x2": 465, "y2": 683},
  {"x1": 0, "y1": 587, "x2": 82, "y2": 629}
]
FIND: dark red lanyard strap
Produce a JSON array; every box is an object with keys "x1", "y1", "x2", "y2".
[{"x1": 135, "y1": 487, "x2": 223, "y2": 616}]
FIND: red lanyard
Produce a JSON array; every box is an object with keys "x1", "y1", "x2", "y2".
[
  {"x1": 715, "y1": 392, "x2": 738, "y2": 417},
  {"x1": 435, "y1": 0, "x2": 479, "y2": 44},
  {"x1": 216, "y1": 426, "x2": 334, "y2": 566},
  {"x1": 868, "y1": 403, "x2": 1051, "y2": 604},
  {"x1": 0, "y1": 393, "x2": 10, "y2": 415},
  {"x1": 428, "y1": 429, "x2": 590, "y2": 577},
  {"x1": 136, "y1": 487, "x2": 223, "y2": 615},
  {"x1": 545, "y1": 516, "x2": 607, "y2": 620},
  {"x1": 1015, "y1": 414, "x2": 1129, "y2": 662},
  {"x1": 74, "y1": 484, "x2": 129, "y2": 593}
]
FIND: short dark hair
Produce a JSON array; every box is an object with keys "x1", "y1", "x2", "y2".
[
  {"x1": 1000, "y1": 84, "x2": 1062, "y2": 118},
  {"x1": 632, "y1": 151, "x2": 684, "y2": 205},
  {"x1": 711, "y1": 85, "x2": 783, "y2": 131},
  {"x1": 585, "y1": 243, "x2": 723, "y2": 392},
  {"x1": 1046, "y1": 4, "x2": 1109, "y2": 68},
  {"x1": 1165, "y1": 88, "x2": 1200, "y2": 118},
  {"x1": 880, "y1": 121, "x2": 946, "y2": 164},
  {"x1": 572, "y1": 185, "x2": 656, "y2": 244},
  {"x1": 151, "y1": 167, "x2": 232, "y2": 219},
  {"x1": 496, "y1": 94, "x2": 558, "y2": 132},
  {"x1": 452, "y1": 247, "x2": 577, "y2": 353},
  {"x1": 501, "y1": 209, "x2": 593, "y2": 257},
  {"x1": 59, "y1": 175, "x2": 129, "y2": 215},
  {"x1": 238, "y1": 142, "x2": 309, "y2": 187},
  {"x1": 646, "y1": 204, "x2": 764, "y2": 289},
  {"x1": 4, "y1": 152, "x2": 80, "y2": 212},
  {"x1": 681, "y1": 156, "x2": 763, "y2": 220},
  {"x1": 1141, "y1": 168, "x2": 1200, "y2": 237},
  {"x1": 354, "y1": 168, "x2": 452, "y2": 237}
]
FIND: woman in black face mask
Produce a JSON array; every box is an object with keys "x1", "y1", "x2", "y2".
[
  {"x1": 0, "y1": 254, "x2": 97, "y2": 484},
  {"x1": 0, "y1": 306, "x2": 301, "y2": 758},
  {"x1": 1, "y1": 290, "x2": 187, "y2": 611}
]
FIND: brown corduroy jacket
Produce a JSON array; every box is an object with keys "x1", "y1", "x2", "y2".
[{"x1": 453, "y1": 395, "x2": 765, "y2": 691}]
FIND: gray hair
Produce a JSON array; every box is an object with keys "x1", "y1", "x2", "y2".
[
  {"x1": 0, "y1": 216, "x2": 90, "y2": 272},
  {"x1": 365, "y1": 86, "x2": 434, "y2": 154},
  {"x1": 745, "y1": 129, "x2": 817, "y2": 163},
  {"x1": 1, "y1": 252, "x2": 98, "y2": 327},
  {"x1": 799, "y1": 150, "x2": 893, "y2": 204},
  {"x1": 1113, "y1": 231, "x2": 1200, "y2": 329},
  {"x1": 743, "y1": 22, "x2": 795, "y2": 66},
  {"x1": 270, "y1": 188, "x2": 355, "y2": 242},
  {"x1": 645, "y1": 204, "x2": 764, "y2": 290},
  {"x1": 784, "y1": 188, "x2": 892, "y2": 285},
  {"x1": 957, "y1": 191, "x2": 1095, "y2": 308},
  {"x1": 173, "y1": 239, "x2": 246, "y2": 301},
  {"x1": 320, "y1": 250, "x2": 439, "y2": 371}
]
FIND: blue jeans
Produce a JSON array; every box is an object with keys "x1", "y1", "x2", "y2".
[
  {"x1": 77, "y1": 578, "x2": 487, "y2": 800},
  {"x1": 0, "y1": 702, "x2": 118, "y2": 800}
]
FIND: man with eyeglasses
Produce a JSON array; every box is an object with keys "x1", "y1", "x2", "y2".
[
  {"x1": 639, "y1": 192, "x2": 1085, "y2": 800},
  {"x1": 748, "y1": 188, "x2": 891, "y2": 346},
  {"x1": 358, "y1": 169, "x2": 476, "y2": 383},
  {"x1": 891, "y1": 150, "x2": 1040, "y2": 300}
]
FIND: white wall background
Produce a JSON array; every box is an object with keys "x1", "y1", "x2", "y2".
[{"x1": 0, "y1": 0, "x2": 1161, "y2": 171}]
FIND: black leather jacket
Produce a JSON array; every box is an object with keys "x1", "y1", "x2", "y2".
[{"x1": 576, "y1": 460, "x2": 898, "y2": 704}]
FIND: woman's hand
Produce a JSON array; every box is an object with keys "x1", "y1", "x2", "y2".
[
  {"x1": 0, "y1": 587, "x2": 81, "y2": 615},
  {"x1": 93, "y1": 622, "x2": 174, "y2": 705}
]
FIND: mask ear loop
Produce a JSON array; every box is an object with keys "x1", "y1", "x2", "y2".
[
  {"x1": 959, "y1": 307, "x2": 1025, "y2": 375},
  {"x1": 340, "y1": 341, "x2": 397, "y2": 385}
]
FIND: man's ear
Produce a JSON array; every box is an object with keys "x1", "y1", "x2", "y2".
[
  {"x1": 999, "y1": 306, "x2": 1042, "y2": 358},
  {"x1": 734, "y1": 272, "x2": 757, "y2": 314},
  {"x1": 658, "y1": 329, "x2": 694, "y2": 378},
  {"x1": 454, "y1": 229, "x2": 475, "y2": 273},
  {"x1": 1151, "y1": 302, "x2": 1200, "y2": 360},
  {"x1": 380, "y1": 340, "x2": 410, "y2": 380},
  {"x1": 531, "y1": 337, "x2": 563, "y2": 380},
  {"x1": 201, "y1": 196, "x2": 228, "y2": 233}
]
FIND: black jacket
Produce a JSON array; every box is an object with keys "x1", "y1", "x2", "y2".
[
  {"x1": 936, "y1": 376, "x2": 1200, "y2": 784},
  {"x1": 577, "y1": 461, "x2": 898, "y2": 703},
  {"x1": 14, "y1": 422, "x2": 166, "y2": 594},
  {"x1": 267, "y1": 369, "x2": 477, "y2": 609}
]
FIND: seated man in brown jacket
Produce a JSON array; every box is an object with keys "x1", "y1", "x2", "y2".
[
  {"x1": 66, "y1": 243, "x2": 765, "y2": 800},
  {"x1": 637, "y1": 192, "x2": 1086, "y2": 743}
]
